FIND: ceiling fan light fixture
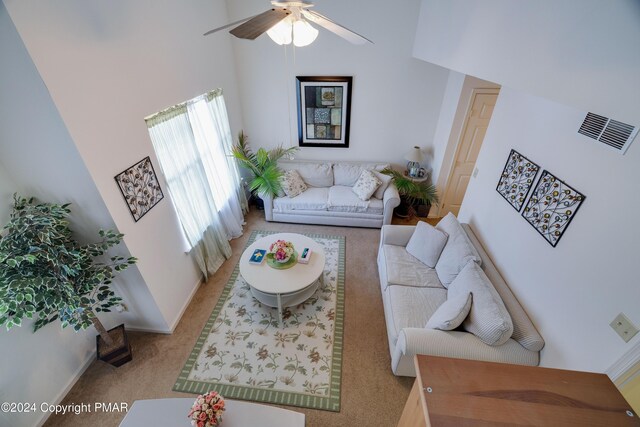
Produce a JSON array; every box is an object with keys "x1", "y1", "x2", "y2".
[
  {"x1": 267, "y1": 16, "x2": 293, "y2": 45},
  {"x1": 205, "y1": 1, "x2": 373, "y2": 46},
  {"x1": 292, "y1": 19, "x2": 318, "y2": 47}
]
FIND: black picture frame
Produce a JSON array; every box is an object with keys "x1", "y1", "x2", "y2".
[
  {"x1": 521, "y1": 169, "x2": 586, "y2": 247},
  {"x1": 496, "y1": 149, "x2": 540, "y2": 212},
  {"x1": 296, "y1": 76, "x2": 352, "y2": 148},
  {"x1": 114, "y1": 156, "x2": 164, "y2": 222}
]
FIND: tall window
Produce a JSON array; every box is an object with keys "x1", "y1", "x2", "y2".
[{"x1": 146, "y1": 89, "x2": 247, "y2": 278}]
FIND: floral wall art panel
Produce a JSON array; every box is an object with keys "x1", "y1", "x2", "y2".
[
  {"x1": 114, "y1": 156, "x2": 164, "y2": 222},
  {"x1": 521, "y1": 170, "x2": 586, "y2": 247},
  {"x1": 496, "y1": 149, "x2": 540, "y2": 211}
]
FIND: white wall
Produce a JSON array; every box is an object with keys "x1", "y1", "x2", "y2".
[
  {"x1": 430, "y1": 73, "x2": 499, "y2": 215},
  {"x1": 413, "y1": 0, "x2": 640, "y2": 125},
  {"x1": 227, "y1": 0, "x2": 450, "y2": 168},
  {"x1": 459, "y1": 86, "x2": 640, "y2": 373},
  {"x1": 0, "y1": 4, "x2": 168, "y2": 425},
  {"x1": 0, "y1": 164, "x2": 16, "y2": 221},
  {"x1": 4, "y1": 0, "x2": 244, "y2": 329}
]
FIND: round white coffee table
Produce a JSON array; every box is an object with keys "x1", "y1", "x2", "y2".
[{"x1": 239, "y1": 233, "x2": 326, "y2": 327}]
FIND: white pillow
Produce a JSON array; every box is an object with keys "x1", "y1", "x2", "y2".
[
  {"x1": 279, "y1": 169, "x2": 307, "y2": 198},
  {"x1": 426, "y1": 292, "x2": 472, "y2": 331},
  {"x1": 435, "y1": 213, "x2": 482, "y2": 288},
  {"x1": 351, "y1": 169, "x2": 381, "y2": 201},
  {"x1": 447, "y1": 261, "x2": 514, "y2": 346},
  {"x1": 405, "y1": 221, "x2": 448, "y2": 268},
  {"x1": 333, "y1": 163, "x2": 365, "y2": 186},
  {"x1": 333, "y1": 163, "x2": 388, "y2": 186},
  {"x1": 371, "y1": 170, "x2": 392, "y2": 199},
  {"x1": 282, "y1": 162, "x2": 333, "y2": 187}
]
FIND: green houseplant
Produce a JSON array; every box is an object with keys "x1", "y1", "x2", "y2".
[
  {"x1": 231, "y1": 131, "x2": 298, "y2": 200},
  {"x1": 381, "y1": 168, "x2": 439, "y2": 218},
  {"x1": 0, "y1": 195, "x2": 137, "y2": 366}
]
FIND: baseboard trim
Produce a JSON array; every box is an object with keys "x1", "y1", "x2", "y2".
[
  {"x1": 125, "y1": 325, "x2": 173, "y2": 334},
  {"x1": 128, "y1": 277, "x2": 203, "y2": 335},
  {"x1": 607, "y1": 337, "x2": 640, "y2": 383},
  {"x1": 168, "y1": 277, "x2": 203, "y2": 332},
  {"x1": 35, "y1": 348, "x2": 97, "y2": 427}
]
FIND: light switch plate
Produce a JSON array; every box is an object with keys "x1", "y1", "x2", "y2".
[{"x1": 610, "y1": 313, "x2": 639, "y2": 343}]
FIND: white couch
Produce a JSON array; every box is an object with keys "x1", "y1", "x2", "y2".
[
  {"x1": 262, "y1": 160, "x2": 401, "y2": 228},
  {"x1": 377, "y1": 219, "x2": 545, "y2": 377}
]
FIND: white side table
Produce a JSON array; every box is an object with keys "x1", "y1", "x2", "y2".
[
  {"x1": 404, "y1": 169, "x2": 431, "y2": 183},
  {"x1": 119, "y1": 398, "x2": 305, "y2": 427}
]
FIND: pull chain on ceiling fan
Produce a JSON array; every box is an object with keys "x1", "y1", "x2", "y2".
[{"x1": 204, "y1": 0, "x2": 373, "y2": 47}]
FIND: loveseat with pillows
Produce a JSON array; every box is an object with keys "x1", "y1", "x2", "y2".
[
  {"x1": 262, "y1": 160, "x2": 401, "y2": 228},
  {"x1": 377, "y1": 213, "x2": 544, "y2": 377}
]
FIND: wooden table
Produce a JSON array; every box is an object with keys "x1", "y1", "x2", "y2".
[
  {"x1": 119, "y1": 398, "x2": 305, "y2": 426},
  {"x1": 398, "y1": 355, "x2": 639, "y2": 426}
]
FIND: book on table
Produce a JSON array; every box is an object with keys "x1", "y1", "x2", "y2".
[
  {"x1": 298, "y1": 247, "x2": 311, "y2": 264},
  {"x1": 249, "y1": 249, "x2": 267, "y2": 264}
]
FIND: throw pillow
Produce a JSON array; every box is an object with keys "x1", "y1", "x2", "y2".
[
  {"x1": 279, "y1": 169, "x2": 307, "y2": 198},
  {"x1": 352, "y1": 169, "x2": 382, "y2": 201},
  {"x1": 405, "y1": 221, "x2": 449, "y2": 268},
  {"x1": 426, "y1": 292, "x2": 473, "y2": 330},
  {"x1": 435, "y1": 212, "x2": 482, "y2": 288},
  {"x1": 447, "y1": 261, "x2": 514, "y2": 346},
  {"x1": 371, "y1": 170, "x2": 393, "y2": 199}
]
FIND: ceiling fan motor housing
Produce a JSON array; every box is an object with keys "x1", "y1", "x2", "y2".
[{"x1": 271, "y1": 1, "x2": 314, "y2": 8}]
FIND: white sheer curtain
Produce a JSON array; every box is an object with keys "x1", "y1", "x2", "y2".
[
  {"x1": 204, "y1": 93, "x2": 248, "y2": 219},
  {"x1": 146, "y1": 90, "x2": 247, "y2": 278}
]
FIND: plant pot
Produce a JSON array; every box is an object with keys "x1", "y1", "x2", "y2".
[
  {"x1": 96, "y1": 323, "x2": 133, "y2": 367},
  {"x1": 394, "y1": 197, "x2": 411, "y2": 218},
  {"x1": 250, "y1": 193, "x2": 264, "y2": 210},
  {"x1": 416, "y1": 203, "x2": 432, "y2": 218}
]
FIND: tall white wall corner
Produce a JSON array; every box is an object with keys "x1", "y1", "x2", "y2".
[{"x1": 411, "y1": 0, "x2": 640, "y2": 125}]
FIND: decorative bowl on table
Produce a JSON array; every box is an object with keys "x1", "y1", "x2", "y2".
[{"x1": 266, "y1": 240, "x2": 297, "y2": 269}]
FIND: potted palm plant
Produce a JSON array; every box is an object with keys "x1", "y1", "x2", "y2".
[
  {"x1": 0, "y1": 195, "x2": 137, "y2": 367},
  {"x1": 381, "y1": 168, "x2": 439, "y2": 218},
  {"x1": 231, "y1": 131, "x2": 298, "y2": 207}
]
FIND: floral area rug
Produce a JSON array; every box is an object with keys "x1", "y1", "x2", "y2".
[{"x1": 173, "y1": 230, "x2": 345, "y2": 412}]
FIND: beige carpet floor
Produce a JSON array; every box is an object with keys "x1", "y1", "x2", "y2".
[{"x1": 43, "y1": 208, "x2": 416, "y2": 427}]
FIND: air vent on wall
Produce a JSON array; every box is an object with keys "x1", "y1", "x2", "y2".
[{"x1": 578, "y1": 112, "x2": 638, "y2": 154}]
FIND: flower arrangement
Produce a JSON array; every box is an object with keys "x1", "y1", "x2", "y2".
[
  {"x1": 268, "y1": 239, "x2": 295, "y2": 263},
  {"x1": 187, "y1": 391, "x2": 225, "y2": 427}
]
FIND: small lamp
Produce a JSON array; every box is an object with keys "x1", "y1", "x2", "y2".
[{"x1": 405, "y1": 146, "x2": 424, "y2": 177}]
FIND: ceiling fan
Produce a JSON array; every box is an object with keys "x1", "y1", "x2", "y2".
[{"x1": 204, "y1": 1, "x2": 372, "y2": 47}]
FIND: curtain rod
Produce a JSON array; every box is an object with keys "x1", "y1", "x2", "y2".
[{"x1": 143, "y1": 88, "x2": 223, "y2": 122}]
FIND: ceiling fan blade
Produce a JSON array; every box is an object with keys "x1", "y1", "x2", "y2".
[
  {"x1": 204, "y1": 14, "x2": 260, "y2": 36},
  {"x1": 301, "y1": 10, "x2": 373, "y2": 45},
  {"x1": 229, "y1": 7, "x2": 291, "y2": 40}
]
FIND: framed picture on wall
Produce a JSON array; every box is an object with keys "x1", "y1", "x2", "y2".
[
  {"x1": 114, "y1": 156, "x2": 164, "y2": 222},
  {"x1": 496, "y1": 149, "x2": 540, "y2": 211},
  {"x1": 521, "y1": 169, "x2": 586, "y2": 247},
  {"x1": 296, "y1": 76, "x2": 352, "y2": 148}
]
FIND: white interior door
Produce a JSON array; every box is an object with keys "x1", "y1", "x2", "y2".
[{"x1": 441, "y1": 89, "x2": 499, "y2": 217}]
